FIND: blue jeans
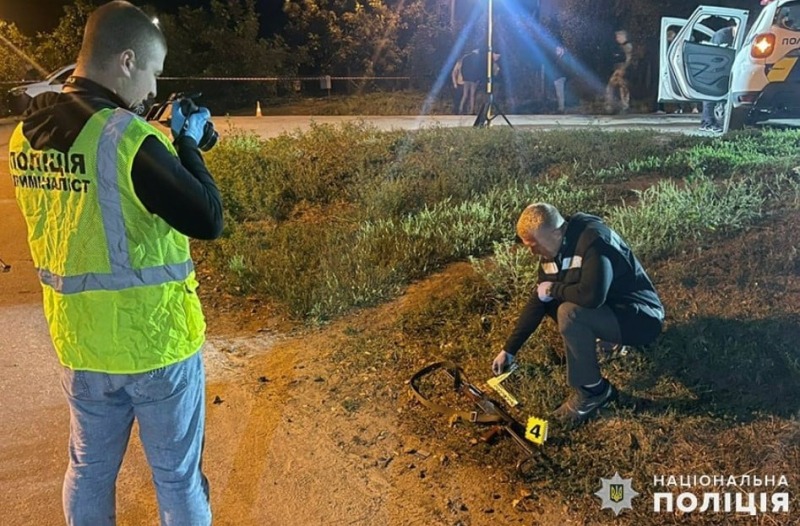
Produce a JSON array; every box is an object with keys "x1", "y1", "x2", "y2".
[{"x1": 60, "y1": 351, "x2": 211, "y2": 526}]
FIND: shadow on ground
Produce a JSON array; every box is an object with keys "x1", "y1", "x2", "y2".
[{"x1": 626, "y1": 315, "x2": 800, "y2": 421}]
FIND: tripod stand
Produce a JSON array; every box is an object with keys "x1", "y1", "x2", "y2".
[
  {"x1": 474, "y1": 92, "x2": 512, "y2": 127},
  {"x1": 473, "y1": 0, "x2": 512, "y2": 128}
]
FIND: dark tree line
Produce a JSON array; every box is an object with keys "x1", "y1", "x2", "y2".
[{"x1": 0, "y1": 0, "x2": 763, "y2": 107}]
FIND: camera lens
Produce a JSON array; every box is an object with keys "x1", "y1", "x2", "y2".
[{"x1": 199, "y1": 122, "x2": 218, "y2": 151}]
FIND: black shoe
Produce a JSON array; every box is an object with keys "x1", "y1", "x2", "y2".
[{"x1": 553, "y1": 381, "x2": 618, "y2": 426}]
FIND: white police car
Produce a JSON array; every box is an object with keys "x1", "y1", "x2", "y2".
[
  {"x1": 659, "y1": 0, "x2": 800, "y2": 133},
  {"x1": 7, "y1": 63, "x2": 75, "y2": 115}
]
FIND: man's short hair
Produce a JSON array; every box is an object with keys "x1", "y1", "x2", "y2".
[
  {"x1": 78, "y1": 1, "x2": 166, "y2": 68},
  {"x1": 516, "y1": 203, "x2": 564, "y2": 238}
]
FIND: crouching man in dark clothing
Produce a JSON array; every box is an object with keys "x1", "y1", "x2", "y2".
[{"x1": 492, "y1": 203, "x2": 664, "y2": 426}]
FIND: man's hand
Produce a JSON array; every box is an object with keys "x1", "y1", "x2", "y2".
[
  {"x1": 170, "y1": 101, "x2": 211, "y2": 145},
  {"x1": 492, "y1": 350, "x2": 516, "y2": 376},
  {"x1": 537, "y1": 281, "x2": 554, "y2": 302},
  {"x1": 169, "y1": 100, "x2": 188, "y2": 139}
]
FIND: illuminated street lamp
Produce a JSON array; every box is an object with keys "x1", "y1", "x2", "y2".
[{"x1": 474, "y1": 0, "x2": 512, "y2": 127}]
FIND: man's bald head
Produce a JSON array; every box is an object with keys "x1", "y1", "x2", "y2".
[{"x1": 77, "y1": 1, "x2": 166, "y2": 71}]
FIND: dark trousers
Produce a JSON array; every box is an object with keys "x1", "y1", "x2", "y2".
[
  {"x1": 701, "y1": 101, "x2": 716, "y2": 126},
  {"x1": 545, "y1": 301, "x2": 662, "y2": 388}
]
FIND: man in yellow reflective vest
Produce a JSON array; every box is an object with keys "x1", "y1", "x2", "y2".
[{"x1": 10, "y1": 2, "x2": 222, "y2": 524}]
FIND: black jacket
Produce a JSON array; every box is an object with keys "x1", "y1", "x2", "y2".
[
  {"x1": 18, "y1": 77, "x2": 223, "y2": 240},
  {"x1": 504, "y1": 213, "x2": 664, "y2": 355},
  {"x1": 460, "y1": 51, "x2": 483, "y2": 83}
]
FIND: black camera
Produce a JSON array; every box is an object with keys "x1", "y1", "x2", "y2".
[
  {"x1": 148, "y1": 92, "x2": 218, "y2": 151},
  {"x1": 176, "y1": 95, "x2": 218, "y2": 151}
]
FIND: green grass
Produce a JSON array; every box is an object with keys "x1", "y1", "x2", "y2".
[
  {"x1": 203, "y1": 123, "x2": 798, "y2": 321},
  {"x1": 593, "y1": 128, "x2": 800, "y2": 181},
  {"x1": 607, "y1": 175, "x2": 765, "y2": 262},
  {"x1": 208, "y1": 125, "x2": 707, "y2": 225}
]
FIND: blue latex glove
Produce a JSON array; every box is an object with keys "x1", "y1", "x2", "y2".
[
  {"x1": 169, "y1": 100, "x2": 187, "y2": 139},
  {"x1": 170, "y1": 101, "x2": 211, "y2": 144},
  {"x1": 537, "y1": 281, "x2": 554, "y2": 302}
]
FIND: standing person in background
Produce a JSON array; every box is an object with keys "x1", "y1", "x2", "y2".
[
  {"x1": 548, "y1": 35, "x2": 575, "y2": 115},
  {"x1": 605, "y1": 29, "x2": 634, "y2": 114},
  {"x1": 459, "y1": 48, "x2": 481, "y2": 115},
  {"x1": 9, "y1": 1, "x2": 223, "y2": 524},
  {"x1": 553, "y1": 45, "x2": 568, "y2": 113},
  {"x1": 543, "y1": 19, "x2": 570, "y2": 114},
  {"x1": 490, "y1": 50, "x2": 502, "y2": 106},
  {"x1": 451, "y1": 52, "x2": 466, "y2": 114}
]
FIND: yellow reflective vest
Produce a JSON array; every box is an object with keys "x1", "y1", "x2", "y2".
[{"x1": 10, "y1": 108, "x2": 205, "y2": 373}]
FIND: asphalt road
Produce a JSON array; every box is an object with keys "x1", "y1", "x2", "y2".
[{"x1": 215, "y1": 112, "x2": 704, "y2": 138}]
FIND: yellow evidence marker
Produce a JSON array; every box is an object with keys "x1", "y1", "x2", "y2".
[
  {"x1": 525, "y1": 416, "x2": 548, "y2": 445},
  {"x1": 486, "y1": 362, "x2": 520, "y2": 407}
]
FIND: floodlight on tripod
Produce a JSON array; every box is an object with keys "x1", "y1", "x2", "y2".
[{"x1": 474, "y1": 0, "x2": 512, "y2": 128}]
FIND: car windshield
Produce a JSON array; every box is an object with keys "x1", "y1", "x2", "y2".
[{"x1": 776, "y1": 3, "x2": 800, "y2": 31}]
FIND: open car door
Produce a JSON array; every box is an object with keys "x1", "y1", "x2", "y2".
[
  {"x1": 667, "y1": 6, "x2": 749, "y2": 102},
  {"x1": 658, "y1": 17, "x2": 715, "y2": 103}
]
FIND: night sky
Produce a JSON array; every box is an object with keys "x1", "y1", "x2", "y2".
[
  {"x1": 0, "y1": 0, "x2": 286, "y2": 37},
  {"x1": 0, "y1": 0, "x2": 756, "y2": 39}
]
